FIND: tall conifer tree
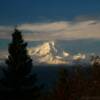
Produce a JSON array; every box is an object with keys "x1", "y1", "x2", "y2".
[{"x1": 0, "y1": 28, "x2": 42, "y2": 100}]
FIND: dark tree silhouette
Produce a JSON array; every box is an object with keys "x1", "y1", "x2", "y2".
[
  {"x1": 0, "y1": 29, "x2": 43, "y2": 100},
  {"x1": 90, "y1": 62, "x2": 100, "y2": 96},
  {"x1": 50, "y1": 68, "x2": 70, "y2": 100},
  {"x1": 70, "y1": 66, "x2": 85, "y2": 99}
]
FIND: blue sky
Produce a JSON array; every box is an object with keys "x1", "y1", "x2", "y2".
[
  {"x1": 0, "y1": 0, "x2": 100, "y2": 25},
  {"x1": 0, "y1": 0, "x2": 100, "y2": 55},
  {"x1": 0, "y1": 0, "x2": 100, "y2": 42}
]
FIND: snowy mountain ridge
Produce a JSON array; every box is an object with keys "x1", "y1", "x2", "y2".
[
  {"x1": 28, "y1": 41, "x2": 69, "y2": 64},
  {"x1": 28, "y1": 41, "x2": 90, "y2": 65},
  {"x1": 0, "y1": 41, "x2": 96, "y2": 65}
]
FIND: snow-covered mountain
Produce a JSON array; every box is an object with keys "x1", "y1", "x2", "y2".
[
  {"x1": 28, "y1": 41, "x2": 70, "y2": 64},
  {"x1": 28, "y1": 41, "x2": 90, "y2": 65},
  {"x1": 0, "y1": 41, "x2": 95, "y2": 65}
]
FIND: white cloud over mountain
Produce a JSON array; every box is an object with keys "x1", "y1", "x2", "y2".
[{"x1": 0, "y1": 20, "x2": 100, "y2": 40}]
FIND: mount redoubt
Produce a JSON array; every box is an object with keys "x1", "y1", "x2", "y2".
[{"x1": 28, "y1": 41, "x2": 87, "y2": 65}]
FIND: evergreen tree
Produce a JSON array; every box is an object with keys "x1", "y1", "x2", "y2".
[
  {"x1": 90, "y1": 61, "x2": 100, "y2": 96},
  {"x1": 0, "y1": 28, "x2": 43, "y2": 100},
  {"x1": 71, "y1": 66, "x2": 85, "y2": 99},
  {"x1": 50, "y1": 68, "x2": 70, "y2": 100}
]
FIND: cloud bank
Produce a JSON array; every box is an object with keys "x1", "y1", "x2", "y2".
[{"x1": 0, "y1": 20, "x2": 100, "y2": 41}]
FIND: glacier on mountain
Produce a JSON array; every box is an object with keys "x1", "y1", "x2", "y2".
[
  {"x1": 0, "y1": 41, "x2": 94, "y2": 65},
  {"x1": 28, "y1": 41, "x2": 90, "y2": 65},
  {"x1": 28, "y1": 41, "x2": 70, "y2": 64}
]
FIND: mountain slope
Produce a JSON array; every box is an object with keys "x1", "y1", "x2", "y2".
[{"x1": 28, "y1": 41, "x2": 70, "y2": 64}]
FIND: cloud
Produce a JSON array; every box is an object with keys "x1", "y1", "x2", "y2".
[
  {"x1": 18, "y1": 22, "x2": 69, "y2": 32},
  {"x1": 0, "y1": 26, "x2": 13, "y2": 39},
  {"x1": 0, "y1": 20, "x2": 100, "y2": 41},
  {"x1": 74, "y1": 15, "x2": 100, "y2": 22},
  {"x1": 18, "y1": 20, "x2": 100, "y2": 41}
]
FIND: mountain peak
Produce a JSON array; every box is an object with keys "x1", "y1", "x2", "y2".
[
  {"x1": 28, "y1": 41, "x2": 57, "y2": 56},
  {"x1": 28, "y1": 41, "x2": 70, "y2": 64}
]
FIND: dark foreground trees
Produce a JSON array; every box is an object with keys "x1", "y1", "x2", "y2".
[
  {"x1": 47, "y1": 64, "x2": 100, "y2": 100},
  {"x1": 0, "y1": 28, "x2": 100, "y2": 100},
  {"x1": 47, "y1": 68, "x2": 70, "y2": 100},
  {"x1": 0, "y1": 29, "x2": 43, "y2": 100}
]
